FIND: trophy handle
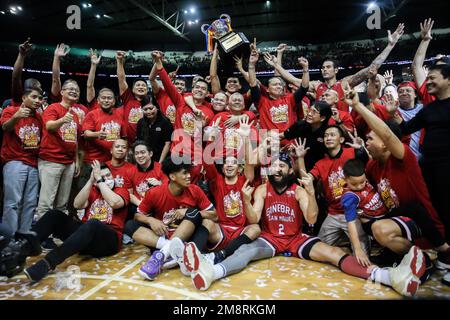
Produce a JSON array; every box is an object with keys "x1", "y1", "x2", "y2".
[
  {"x1": 201, "y1": 24, "x2": 210, "y2": 35},
  {"x1": 220, "y1": 14, "x2": 231, "y2": 24}
]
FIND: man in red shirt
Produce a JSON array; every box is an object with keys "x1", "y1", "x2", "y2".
[
  {"x1": 345, "y1": 88, "x2": 450, "y2": 269},
  {"x1": 128, "y1": 157, "x2": 216, "y2": 281},
  {"x1": 37, "y1": 80, "x2": 83, "y2": 219},
  {"x1": 152, "y1": 51, "x2": 214, "y2": 183},
  {"x1": 183, "y1": 154, "x2": 426, "y2": 297},
  {"x1": 320, "y1": 89, "x2": 355, "y2": 133},
  {"x1": 116, "y1": 50, "x2": 149, "y2": 142},
  {"x1": 105, "y1": 139, "x2": 136, "y2": 191},
  {"x1": 297, "y1": 126, "x2": 369, "y2": 252},
  {"x1": 81, "y1": 88, "x2": 125, "y2": 188},
  {"x1": 23, "y1": 161, "x2": 130, "y2": 282},
  {"x1": 1, "y1": 88, "x2": 43, "y2": 235}
]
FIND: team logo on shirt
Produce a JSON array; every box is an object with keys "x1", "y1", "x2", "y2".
[
  {"x1": 269, "y1": 104, "x2": 288, "y2": 123},
  {"x1": 181, "y1": 112, "x2": 196, "y2": 136},
  {"x1": 166, "y1": 105, "x2": 176, "y2": 124},
  {"x1": 328, "y1": 167, "x2": 345, "y2": 198},
  {"x1": 224, "y1": 128, "x2": 241, "y2": 150},
  {"x1": 19, "y1": 124, "x2": 40, "y2": 149},
  {"x1": 60, "y1": 121, "x2": 77, "y2": 143},
  {"x1": 88, "y1": 199, "x2": 113, "y2": 223},
  {"x1": 114, "y1": 175, "x2": 125, "y2": 188},
  {"x1": 101, "y1": 121, "x2": 121, "y2": 141},
  {"x1": 377, "y1": 178, "x2": 399, "y2": 209},
  {"x1": 223, "y1": 190, "x2": 243, "y2": 218},
  {"x1": 162, "y1": 208, "x2": 183, "y2": 229},
  {"x1": 72, "y1": 107, "x2": 86, "y2": 124},
  {"x1": 136, "y1": 180, "x2": 152, "y2": 198},
  {"x1": 128, "y1": 107, "x2": 144, "y2": 124}
]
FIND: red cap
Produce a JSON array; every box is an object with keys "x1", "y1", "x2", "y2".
[{"x1": 398, "y1": 81, "x2": 417, "y2": 92}]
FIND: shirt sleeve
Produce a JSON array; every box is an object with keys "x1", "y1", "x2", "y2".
[
  {"x1": 341, "y1": 192, "x2": 360, "y2": 222},
  {"x1": 309, "y1": 163, "x2": 320, "y2": 180},
  {"x1": 193, "y1": 185, "x2": 214, "y2": 211},
  {"x1": 113, "y1": 187, "x2": 131, "y2": 207},
  {"x1": 137, "y1": 188, "x2": 154, "y2": 215},
  {"x1": 82, "y1": 111, "x2": 96, "y2": 132},
  {"x1": 0, "y1": 106, "x2": 14, "y2": 124}
]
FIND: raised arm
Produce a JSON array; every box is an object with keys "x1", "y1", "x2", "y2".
[
  {"x1": 297, "y1": 173, "x2": 318, "y2": 225},
  {"x1": 263, "y1": 53, "x2": 302, "y2": 88},
  {"x1": 87, "y1": 48, "x2": 101, "y2": 103},
  {"x1": 152, "y1": 51, "x2": 183, "y2": 107},
  {"x1": 236, "y1": 117, "x2": 255, "y2": 182},
  {"x1": 413, "y1": 18, "x2": 434, "y2": 88},
  {"x1": 12, "y1": 38, "x2": 32, "y2": 103},
  {"x1": 209, "y1": 43, "x2": 222, "y2": 94},
  {"x1": 148, "y1": 61, "x2": 161, "y2": 95},
  {"x1": 343, "y1": 23, "x2": 405, "y2": 88},
  {"x1": 116, "y1": 50, "x2": 129, "y2": 96},
  {"x1": 51, "y1": 43, "x2": 71, "y2": 97},
  {"x1": 241, "y1": 180, "x2": 258, "y2": 224},
  {"x1": 274, "y1": 43, "x2": 288, "y2": 77},
  {"x1": 233, "y1": 55, "x2": 250, "y2": 84},
  {"x1": 344, "y1": 86, "x2": 405, "y2": 160}
]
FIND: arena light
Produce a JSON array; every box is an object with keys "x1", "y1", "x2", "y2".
[
  {"x1": 368, "y1": 2, "x2": 377, "y2": 9},
  {"x1": 0, "y1": 11, "x2": 5, "y2": 14},
  {"x1": 190, "y1": 7, "x2": 195, "y2": 13},
  {"x1": 184, "y1": 10, "x2": 188, "y2": 14},
  {"x1": 266, "y1": 1, "x2": 271, "y2": 7},
  {"x1": 17, "y1": 6, "x2": 22, "y2": 11},
  {"x1": 95, "y1": 14, "x2": 101, "y2": 18}
]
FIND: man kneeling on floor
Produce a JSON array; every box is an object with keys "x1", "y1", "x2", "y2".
[
  {"x1": 24, "y1": 160, "x2": 130, "y2": 282},
  {"x1": 124, "y1": 156, "x2": 217, "y2": 280},
  {"x1": 182, "y1": 153, "x2": 427, "y2": 297}
]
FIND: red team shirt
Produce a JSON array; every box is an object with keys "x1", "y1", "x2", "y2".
[
  {"x1": 121, "y1": 88, "x2": 143, "y2": 142},
  {"x1": 131, "y1": 162, "x2": 168, "y2": 200},
  {"x1": 0, "y1": 106, "x2": 43, "y2": 167},
  {"x1": 366, "y1": 144, "x2": 444, "y2": 235},
  {"x1": 138, "y1": 183, "x2": 213, "y2": 233},
  {"x1": 82, "y1": 108, "x2": 125, "y2": 163},
  {"x1": 81, "y1": 186, "x2": 130, "y2": 247},
  {"x1": 310, "y1": 147, "x2": 356, "y2": 215},
  {"x1": 316, "y1": 81, "x2": 349, "y2": 112},
  {"x1": 156, "y1": 88, "x2": 177, "y2": 125},
  {"x1": 257, "y1": 93, "x2": 300, "y2": 134},
  {"x1": 39, "y1": 103, "x2": 82, "y2": 164},
  {"x1": 328, "y1": 110, "x2": 355, "y2": 132},
  {"x1": 105, "y1": 160, "x2": 136, "y2": 190}
]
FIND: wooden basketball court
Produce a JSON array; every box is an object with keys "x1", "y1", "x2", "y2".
[{"x1": 1, "y1": 244, "x2": 449, "y2": 300}]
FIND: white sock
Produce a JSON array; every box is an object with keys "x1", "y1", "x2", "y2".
[
  {"x1": 213, "y1": 264, "x2": 226, "y2": 281},
  {"x1": 156, "y1": 237, "x2": 169, "y2": 250},
  {"x1": 160, "y1": 240, "x2": 172, "y2": 260},
  {"x1": 370, "y1": 267, "x2": 392, "y2": 286}
]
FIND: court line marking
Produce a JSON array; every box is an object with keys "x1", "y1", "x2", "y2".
[{"x1": 76, "y1": 255, "x2": 147, "y2": 300}]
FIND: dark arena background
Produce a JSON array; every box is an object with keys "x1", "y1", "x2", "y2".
[{"x1": 0, "y1": 0, "x2": 449, "y2": 307}]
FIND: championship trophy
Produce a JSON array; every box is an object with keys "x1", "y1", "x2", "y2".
[{"x1": 201, "y1": 14, "x2": 250, "y2": 73}]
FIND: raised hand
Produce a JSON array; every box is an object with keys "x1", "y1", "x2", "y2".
[
  {"x1": 384, "y1": 92, "x2": 399, "y2": 114},
  {"x1": 19, "y1": 38, "x2": 32, "y2": 56},
  {"x1": 388, "y1": 23, "x2": 405, "y2": 46},
  {"x1": 205, "y1": 75, "x2": 212, "y2": 84},
  {"x1": 276, "y1": 43, "x2": 288, "y2": 54},
  {"x1": 342, "y1": 83, "x2": 359, "y2": 106},
  {"x1": 346, "y1": 129, "x2": 365, "y2": 149},
  {"x1": 249, "y1": 48, "x2": 259, "y2": 65},
  {"x1": 61, "y1": 112, "x2": 74, "y2": 124},
  {"x1": 241, "y1": 179, "x2": 255, "y2": 203},
  {"x1": 91, "y1": 160, "x2": 102, "y2": 181},
  {"x1": 116, "y1": 50, "x2": 127, "y2": 61},
  {"x1": 292, "y1": 138, "x2": 310, "y2": 158},
  {"x1": 263, "y1": 52, "x2": 278, "y2": 68},
  {"x1": 151, "y1": 50, "x2": 164, "y2": 63},
  {"x1": 298, "y1": 170, "x2": 314, "y2": 195},
  {"x1": 88, "y1": 48, "x2": 102, "y2": 65},
  {"x1": 298, "y1": 56, "x2": 309, "y2": 70},
  {"x1": 383, "y1": 70, "x2": 393, "y2": 84},
  {"x1": 331, "y1": 107, "x2": 341, "y2": 122},
  {"x1": 249, "y1": 38, "x2": 257, "y2": 52},
  {"x1": 14, "y1": 106, "x2": 31, "y2": 119},
  {"x1": 169, "y1": 65, "x2": 180, "y2": 79},
  {"x1": 420, "y1": 18, "x2": 434, "y2": 41},
  {"x1": 233, "y1": 55, "x2": 244, "y2": 70},
  {"x1": 236, "y1": 117, "x2": 254, "y2": 138},
  {"x1": 54, "y1": 43, "x2": 71, "y2": 57}
]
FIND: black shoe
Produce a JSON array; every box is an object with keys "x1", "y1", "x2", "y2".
[
  {"x1": 370, "y1": 248, "x2": 402, "y2": 267},
  {"x1": 436, "y1": 249, "x2": 450, "y2": 271},
  {"x1": 41, "y1": 238, "x2": 58, "y2": 252},
  {"x1": 420, "y1": 252, "x2": 435, "y2": 284},
  {"x1": 24, "y1": 259, "x2": 51, "y2": 282}
]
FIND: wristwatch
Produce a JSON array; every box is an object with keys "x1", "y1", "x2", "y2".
[{"x1": 96, "y1": 177, "x2": 105, "y2": 184}]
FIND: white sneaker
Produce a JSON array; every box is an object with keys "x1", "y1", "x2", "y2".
[
  {"x1": 389, "y1": 246, "x2": 426, "y2": 296},
  {"x1": 169, "y1": 237, "x2": 190, "y2": 276},
  {"x1": 184, "y1": 242, "x2": 215, "y2": 291}
]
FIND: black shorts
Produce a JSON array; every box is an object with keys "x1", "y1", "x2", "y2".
[
  {"x1": 362, "y1": 215, "x2": 422, "y2": 241},
  {"x1": 123, "y1": 220, "x2": 149, "y2": 238}
]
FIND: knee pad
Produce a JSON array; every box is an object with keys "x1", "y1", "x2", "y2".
[{"x1": 183, "y1": 208, "x2": 202, "y2": 227}]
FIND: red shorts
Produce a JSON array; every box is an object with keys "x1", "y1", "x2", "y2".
[
  {"x1": 208, "y1": 224, "x2": 246, "y2": 251},
  {"x1": 259, "y1": 231, "x2": 320, "y2": 259}
]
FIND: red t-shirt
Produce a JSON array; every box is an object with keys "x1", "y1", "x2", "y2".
[
  {"x1": 262, "y1": 182, "x2": 303, "y2": 236},
  {"x1": 131, "y1": 161, "x2": 168, "y2": 200},
  {"x1": 121, "y1": 88, "x2": 143, "y2": 142},
  {"x1": 156, "y1": 88, "x2": 177, "y2": 125},
  {"x1": 138, "y1": 183, "x2": 213, "y2": 232},
  {"x1": 352, "y1": 102, "x2": 403, "y2": 137},
  {"x1": 39, "y1": 103, "x2": 82, "y2": 164},
  {"x1": 316, "y1": 81, "x2": 349, "y2": 112},
  {"x1": 204, "y1": 163, "x2": 248, "y2": 228},
  {"x1": 328, "y1": 110, "x2": 355, "y2": 132},
  {"x1": 158, "y1": 68, "x2": 214, "y2": 161},
  {"x1": 257, "y1": 93, "x2": 299, "y2": 133},
  {"x1": 366, "y1": 144, "x2": 444, "y2": 234},
  {"x1": 82, "y1": 108, "x2": 125, "y2": 163},
  {"x1": 105, "y1": 160, "x2": 136, "y2": 190},
  {"x1": 418, "y1": 81, "x2": 435, "y2": 106},
  {"x1": 48, "y1": 93, "x2": 90, "y2": 124},
  {"x1": 310, "y1": 148, "x2": 356, "y2": 215},
  {"x1": 81, "y1": 185, "x2": 130, "y2": 245},
  {"x1": 0, "y1": 106, "x2": 43, "y2": 167}
]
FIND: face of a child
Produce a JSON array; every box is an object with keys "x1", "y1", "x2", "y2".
[{"x1": 345, "y1": 174, "x2": 367, "y2": 191}]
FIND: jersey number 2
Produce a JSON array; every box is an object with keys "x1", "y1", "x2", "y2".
[{"x1": 278, "y1": 224, "x2": 285, "y2": 235}]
